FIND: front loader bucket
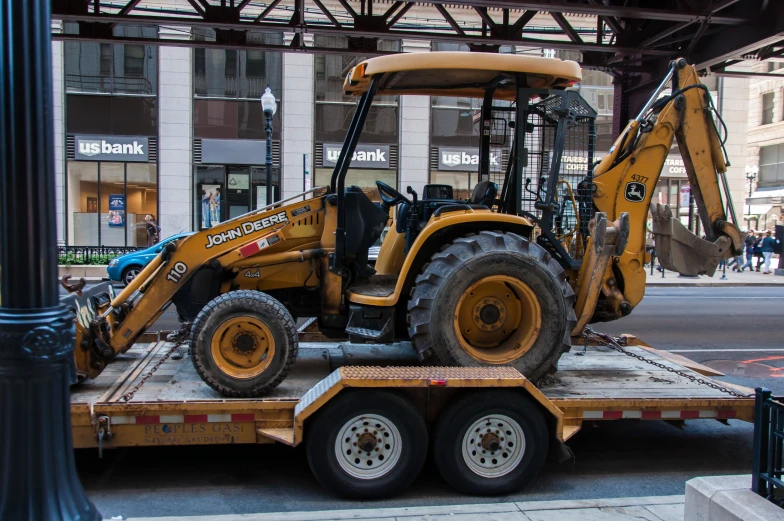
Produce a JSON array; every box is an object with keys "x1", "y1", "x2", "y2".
[{"x1": 650, "y1": 203, "x2": 732, "y2": 277}]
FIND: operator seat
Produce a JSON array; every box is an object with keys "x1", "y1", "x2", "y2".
[{"x1": 468, "y1": 180, "x2": 498, "y2": 208}]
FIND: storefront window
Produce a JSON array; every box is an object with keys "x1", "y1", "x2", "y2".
[
  {"x1": 430, "y1": 172, "x2": 476, "y2": 201},
  {"x1": 99, "y1": 163, "x2": 126, "y2": 246},
  {"x1": 194, "y1": 165, "x2": 281, "y2": 230},
  {"x1": 66, "y1": 160, "x2": 158, "y2": 247},
  {"x1": 127, "y1": 164, "x2": 159, "y2": 246},
  {"x1": 314, "y1": 168, "x2": 395, "y2": 203},
  {"x1": 67, "y1": 162, "x2": 99, "y2": 246}
]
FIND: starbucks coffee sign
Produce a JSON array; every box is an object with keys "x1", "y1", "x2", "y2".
[
  {"x1": 322, "y1": 143, "x2": 390, "y2": 169},
  {"x1": 437, "y1": 147, "x2": 501, "y2": 171},
  {"x1": 74, "y1": 135, "x2": 149, "y2": 162}
]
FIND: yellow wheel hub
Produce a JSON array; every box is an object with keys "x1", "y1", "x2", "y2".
[
  {"x1": 454, "y1": 275, "x2": 541, "y2": 364},
  {"x1": 210, "y1": 316, "x2": 275, "y2": 379}
]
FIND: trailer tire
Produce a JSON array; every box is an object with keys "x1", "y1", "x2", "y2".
[
  {"x1": 190, "y1": 290, "x2": 297, "y2": 397},
  {"x1": 408, "y1": 231, "x2": 575, "y2": 381},
  {"x1": 306, "y1": 390, "x2": 427, "y2": 499},
  {"x1": 433, "y1": 390, "x2": 549, "y2": 495}
]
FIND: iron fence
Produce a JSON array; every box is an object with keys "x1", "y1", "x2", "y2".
[
  {"x1": 753, "y1": 387, "x2": 784, "y2": 506},
  {"x1": 58, "y1": 246, "x2": 141, "y2": 266}
]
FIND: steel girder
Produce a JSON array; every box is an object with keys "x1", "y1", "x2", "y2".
[{"x1": 51, "y1": 0, "x2": 784, "y2": 136}]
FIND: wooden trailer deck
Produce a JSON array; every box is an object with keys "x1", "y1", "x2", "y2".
[{"x1": 70, "y1": 339, "x2": 755, "y2": 449}]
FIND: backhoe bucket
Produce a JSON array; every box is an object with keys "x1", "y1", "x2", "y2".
[{"x1": 650, "y1": 203, "x2": 732, "y2": 277}]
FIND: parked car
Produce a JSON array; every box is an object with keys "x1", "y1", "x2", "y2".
[{"x1": 107, "y1": 232, "x2": 194, "y2": 286}]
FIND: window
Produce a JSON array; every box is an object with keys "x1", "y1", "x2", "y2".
[
  {"x1": 193, "y1": 99, "x2": 282, "y2": 140},
  {"x1": 313, "y1": 36, "x2": 400, "y2": 144},
  {"x1": 100, "y1": 44, "x2": 112, "y2": 77},
  {"x1": 193, "y1": 165, "x2": 281, "y2": 230},
  {"x1": 193, "y1": 30, "x2": 283, "y2": 100},
  {"x1": 768, "y1": 61, "x2": 784, "y2": 72},
  {"x1": 66, "y1": 161, "x2": 157, "y2": 246},
  {"x1": 582, "y1": 70, "x2": 613, "y2": 87},
  {"x1": 64, "y1": 25, "x2": 158, "y2": 95},
  {"x1": 124, "y1": 45, "x2": 146, "y2": 77},
  {"x1": 759, "y1": 144, "x2": 784, "y2": 185},
  {"x1": 762, "y1": 92, "x2": 774, "y2": 125},
  {"x1": 66, "y1": 95, "x2": 158, "y2": 136}
]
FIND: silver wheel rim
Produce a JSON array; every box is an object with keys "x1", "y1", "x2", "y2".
[
  {"x1": 335, "y1": 413, "x2": 402, "y2": 480},
  {"x1": 125, "y1": 268, "x2": 140, "y2": 284},
  {"x1": 462, "y1": 413, "x2": 525, "y2": 478}
]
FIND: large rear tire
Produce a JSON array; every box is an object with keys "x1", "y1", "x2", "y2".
[
  {"x1": 190, "y1": 290, "x2": 297, "y2": 397},
  {"x1": 407, "y1": 231, "x2": 575, "y2": 380}
]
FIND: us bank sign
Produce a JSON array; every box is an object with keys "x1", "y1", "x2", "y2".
[
  {"x1": 438, "y1": 147, "x2": 500, "y2": 171},
  {"x1": 322, "y1": 143, "x2": 390, "y2": 169},
  {"x1": 74, "y1": 135, "x2": 149, "y2": 162}
]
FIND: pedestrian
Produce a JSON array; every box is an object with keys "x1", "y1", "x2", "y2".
[
  {"x1": 761, "y1": 230, "x2": 780, "y2": 274},
  {"x1": 754, "y1": 232, "x2": 764, "y2": 271},
  {"x1": 144, "y1": 214, "x2": 160, "y2": 247},
  {"x1": 740, "y1": 229, "x2": 756, "y2": 272}
]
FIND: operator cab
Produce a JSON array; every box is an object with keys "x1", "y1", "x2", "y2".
[
  {"x1": 394, "y1": 181, "x2": 499, "y2": 252},
  {"x1": 325, "y1": 51, "x2": 595, "y2": 342}
]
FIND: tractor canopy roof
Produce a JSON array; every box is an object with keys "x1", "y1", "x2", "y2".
[{"x1": 343, "y1": 52, "x2": 582, "y2": 99}]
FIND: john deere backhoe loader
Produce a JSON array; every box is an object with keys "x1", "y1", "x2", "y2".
[{"x1": 62, "y1": 53, "x2": 742, "y2": 397}]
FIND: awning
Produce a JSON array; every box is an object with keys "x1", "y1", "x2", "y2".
[
  {"x1": 745, "y1": 204, "x2": 773, "y2": 216},
  {"x1": 748, "y1": 188, "x2": 784, "y2": 204}
]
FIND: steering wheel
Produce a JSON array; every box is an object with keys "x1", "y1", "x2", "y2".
[{"x1": 376, "y1": 180, "x2": 411, "y2": 213}]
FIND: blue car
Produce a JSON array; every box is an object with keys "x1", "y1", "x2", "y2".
[{"x1": 107, "y1": 232, "x2": 194, "y2": 286}]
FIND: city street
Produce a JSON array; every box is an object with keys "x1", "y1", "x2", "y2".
[{"x1": 74, "y1": 286, "x2": 779, "y2": 519}]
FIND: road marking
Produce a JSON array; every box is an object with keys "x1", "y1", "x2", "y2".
[{"x1": 668, "y1": 348, "x2": 784, "y2": 353}]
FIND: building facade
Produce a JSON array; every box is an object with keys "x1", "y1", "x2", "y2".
[
  {"x1": 745, "y1": 60, "x2": 784, "y2": 232},
  {"x1": 51, "y1": 7, "x2": 750, "y2": 245}
]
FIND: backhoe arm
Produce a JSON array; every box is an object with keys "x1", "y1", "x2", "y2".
[
  {"x1": 77, "y1": 195, "x2": 325, "y2": 380},
  {"x1": 573, "y1": 58, "x2": 742, "y2": 328}
]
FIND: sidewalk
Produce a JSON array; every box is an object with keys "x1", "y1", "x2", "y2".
[
  {"x1": 646, "y1": 266, "x2": 784, "y2": 286},
  {"x1": 122, "y1": 495, "x2": 685, "y2": 521}
]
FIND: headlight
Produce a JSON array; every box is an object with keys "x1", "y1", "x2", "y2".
[{"x1": 108, "y1": 259, "x2": 119, "y2": 267}]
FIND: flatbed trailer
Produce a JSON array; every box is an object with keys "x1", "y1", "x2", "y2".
[{"x1": 70, "y1": 330, "x2": 754, "y2": 497}]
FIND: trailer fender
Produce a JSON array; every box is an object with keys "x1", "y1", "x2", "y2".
[{"x1": 289, "y1": 366, "x2": 564, "y2": 447}]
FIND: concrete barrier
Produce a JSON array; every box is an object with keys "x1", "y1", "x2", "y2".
[
  {"x1": 58, "y1": 265, "x2": 108, "y2": 280},
  {"x1": 685, "y1": 475, "x2": 784, "y2": 520}
]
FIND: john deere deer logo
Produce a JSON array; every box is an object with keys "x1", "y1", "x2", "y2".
[{"x1": 624, "y1": 182, "x2": 646, "y2": 202}]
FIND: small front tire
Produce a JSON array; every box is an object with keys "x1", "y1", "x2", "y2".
[
  {"x1": 306, "y1": 390, "x2": 428, "y2": 498},
  {"x1": 190, "y1": 290, "x2": 297, "y2": 397},
  {"x1": 434, "y1": 390, "x2": 549, "y2": 495}
]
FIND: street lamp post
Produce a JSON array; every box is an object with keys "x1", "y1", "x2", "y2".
[
  {"x1": 261, "y1": 86, "x2": 278, "y2": 206},
  {"x1": 0, "y1": 2, "x2": 100, "y2": 520}
]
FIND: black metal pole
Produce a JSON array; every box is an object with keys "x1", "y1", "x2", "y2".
[
  {"x1": 752, "y1": 387, "x2": 772, "y2": 496},
  {"x1": 0, "y1": 1, "x2": 100, "y2": 520},
  {"x1": 265, "y1": 109, "x2": 273, "y2": 204}
]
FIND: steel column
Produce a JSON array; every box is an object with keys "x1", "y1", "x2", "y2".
[{"x1": 0, "y1": 1, "x2": 100, "y2": 520}]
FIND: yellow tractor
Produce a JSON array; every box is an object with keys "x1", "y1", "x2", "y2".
[{"x1": 63, "y1": 53, "x2": 742, "y2": 396}]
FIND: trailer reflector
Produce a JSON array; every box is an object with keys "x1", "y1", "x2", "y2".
[
  {"x1": 107, "y1": 413, "x2": 255, "y2": 425},
  {"x1": 581, "y1": 409, "x2": 737, "y2": 420}
]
